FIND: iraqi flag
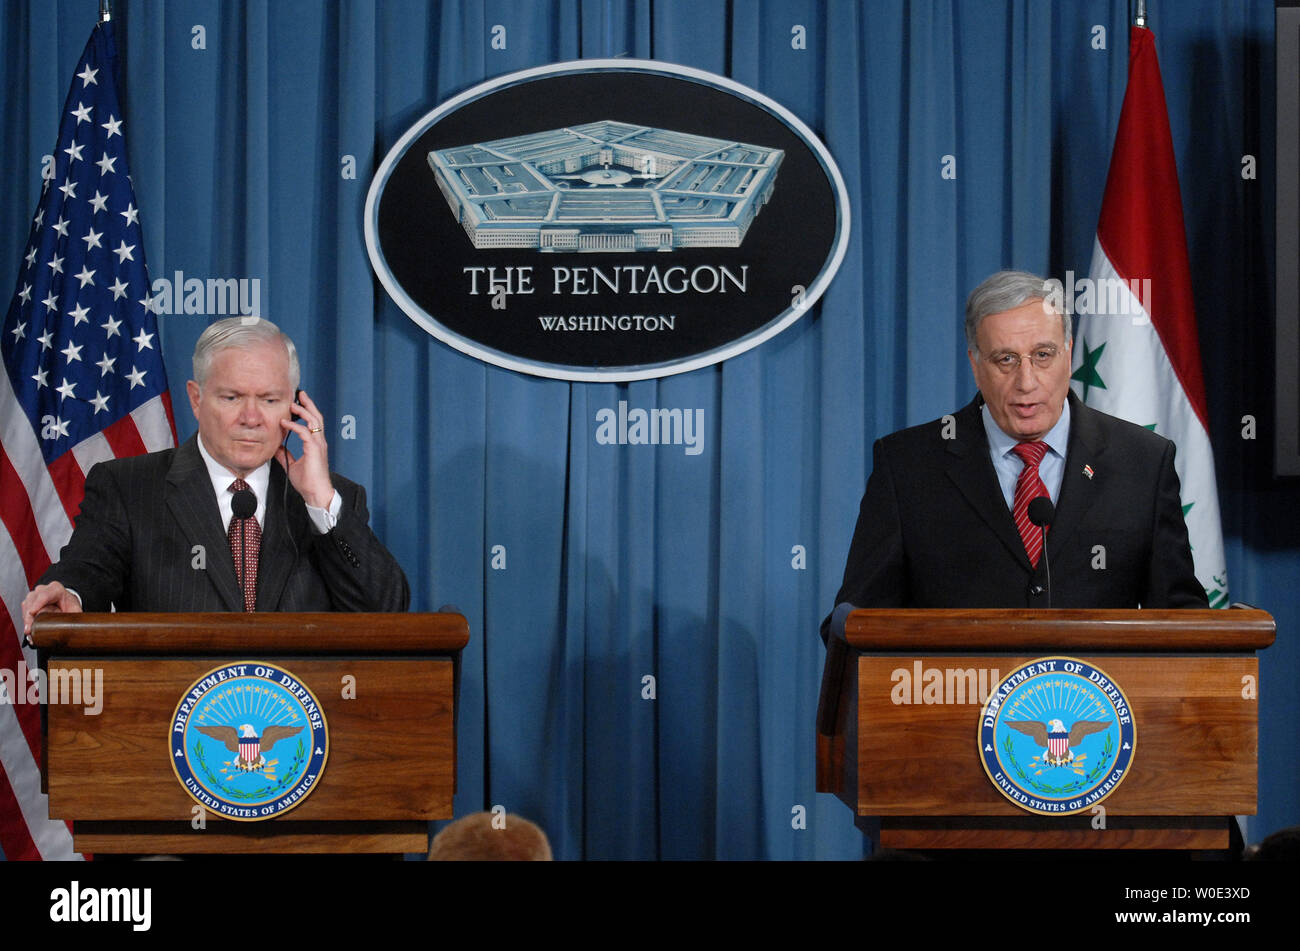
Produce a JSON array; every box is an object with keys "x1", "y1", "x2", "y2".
[{"x1": 1068, "y1": 24, "x2": 1228, "y2": 608}]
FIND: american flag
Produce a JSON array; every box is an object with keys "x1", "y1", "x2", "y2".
[{"x1": 0, "y1": 20, "x2": 175, "y2": 860}]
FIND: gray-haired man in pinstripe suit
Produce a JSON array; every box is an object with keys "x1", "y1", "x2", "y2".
[{"x1": 23, "y1": 317, "x2": 409, "y2": 631}]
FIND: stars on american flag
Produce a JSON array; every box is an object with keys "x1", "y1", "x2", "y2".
[{"x1": 1, "y1": 31, "x2": 167, "y2": 458}]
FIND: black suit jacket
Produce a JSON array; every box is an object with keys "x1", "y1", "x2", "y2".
[
  {"x1": 41, "y1": 435, "x2": 410, "y2": 612},
  {"x1": 821, "y1": 392, "x2": 1206, "y2": 639}
]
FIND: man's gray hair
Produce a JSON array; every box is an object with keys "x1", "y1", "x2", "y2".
[
  {"x1": 192, "y1": 317, "x2": 300, "y2": 390},
  {"x1": 964, "y1": 270, "x2": 1071, "y2": 352}
]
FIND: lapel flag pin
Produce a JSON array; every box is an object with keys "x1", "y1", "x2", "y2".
[{"x1": 1083, "y1": 464, "x2": 1095, "y2": 480}]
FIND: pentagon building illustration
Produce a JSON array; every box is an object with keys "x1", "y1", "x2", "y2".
[{"x1": 428, "y1": 120, "x2": 783, "y2": 252}]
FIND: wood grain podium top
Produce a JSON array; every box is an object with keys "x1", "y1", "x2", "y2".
[
  {"x1": 841, "y1": 607, "x2": 1275, "y2": 652},
  {"x1": 29, "y1": 612, "x2": 469, "y2": 654}
]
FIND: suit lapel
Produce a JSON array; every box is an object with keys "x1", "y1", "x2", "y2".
[
  {"x1": 166, "y1": 437, "x2": 244, "y2": 611},
  {"x1": 256, "y1": 462, "x2": 303, "y2": 611},
  {"x1": 1048, "y1": 392, "x2": 1108, "y2": 561},
  {"x1": 944, "y1": 396, "x2": 1033, "y2": 570}
]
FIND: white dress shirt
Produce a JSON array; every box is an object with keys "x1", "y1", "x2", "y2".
[{"x1": 196, "y1": 434, "x2": 340, "y2": 533}]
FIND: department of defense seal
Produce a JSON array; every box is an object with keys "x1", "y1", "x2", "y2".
[
  {"x1": 978, "y1": 657, "x2": 1135, "y2": 816},
  {"x1": 170, "y1": 662, "x2": 329, "y2": 821}
]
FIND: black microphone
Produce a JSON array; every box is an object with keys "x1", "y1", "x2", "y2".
[
  {"x1": 1028, "y1": 497, "x2": 1054, "y2": 607},
  {"x1": 231, "y1": 488, "x2": 257, "y2": 520}
]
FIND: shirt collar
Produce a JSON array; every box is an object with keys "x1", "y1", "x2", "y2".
[
  {"x1": 981, "y1": 397, "x2": 1071, "y2": 461},
  {"x1": 195, "y1": 433, "x2": 272, "y2": 505}
]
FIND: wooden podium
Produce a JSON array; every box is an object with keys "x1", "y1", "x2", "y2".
[
  {"x1": 30, "y1": 612, "x2": 468, "y2": 855},
  {"x1": 816, "y1": 608, "x2": 1275, "y2": 851}
]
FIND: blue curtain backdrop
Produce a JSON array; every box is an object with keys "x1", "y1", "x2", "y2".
[{"x1": 1, "y1": 0, "x2": 1294, "y2": 859}]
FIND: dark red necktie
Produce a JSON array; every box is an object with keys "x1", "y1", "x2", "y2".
[
  {"x1": 227, "y1": 479, "x2": 262, "y2": 612},
  {"x1": 1011, "y1": 441, "x2": 1049, "y2": 567}
]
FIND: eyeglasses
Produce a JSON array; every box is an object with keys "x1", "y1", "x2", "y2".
[{"x1": 981, "y1": 345, "x2": 1061, "y2": 374}]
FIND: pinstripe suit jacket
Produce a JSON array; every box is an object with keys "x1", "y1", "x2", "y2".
[{"x1": 41, "y1": 435, "x2": 409, "y2": 612}]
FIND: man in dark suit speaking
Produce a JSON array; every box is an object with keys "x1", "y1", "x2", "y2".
[
  {"x1": 22, "y1": 316, "x2": 409, "y2": 632},
  {"x1": 821, "y1": 270, "x2": 1207, "y2": 641}
]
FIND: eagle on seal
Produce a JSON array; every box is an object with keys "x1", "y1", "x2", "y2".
[
  {"x1": 1006, "y1": 717, "x2": 1109, "y2": 767},
  {"x1": 196, "y1": 723, "x2": 303, "y2": 771}
]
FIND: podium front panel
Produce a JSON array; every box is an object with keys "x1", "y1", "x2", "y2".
[
  {"x1": 856, "y1": 654, "x2": 1258, "y2": 817},
  {"x1": 45, "y1": 657, "x2": 455, "y2": 823}
]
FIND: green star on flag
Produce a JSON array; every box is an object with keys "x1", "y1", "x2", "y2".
[{"x1": 1071, "y1": 338, "x2": 1107, "y2": 401}]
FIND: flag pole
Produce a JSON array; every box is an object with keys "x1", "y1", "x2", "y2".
[
  {"x1": 1135, "y1": 0, "x2": 1146, "y2": 28},
  {"x1": 100, "y1": 0, "x2": 111, "y2": 23}
]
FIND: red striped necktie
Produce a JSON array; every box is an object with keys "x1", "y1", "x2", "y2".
[{"x1": 1011, "y1": 441, "x2": 1049, "y2": 567}]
